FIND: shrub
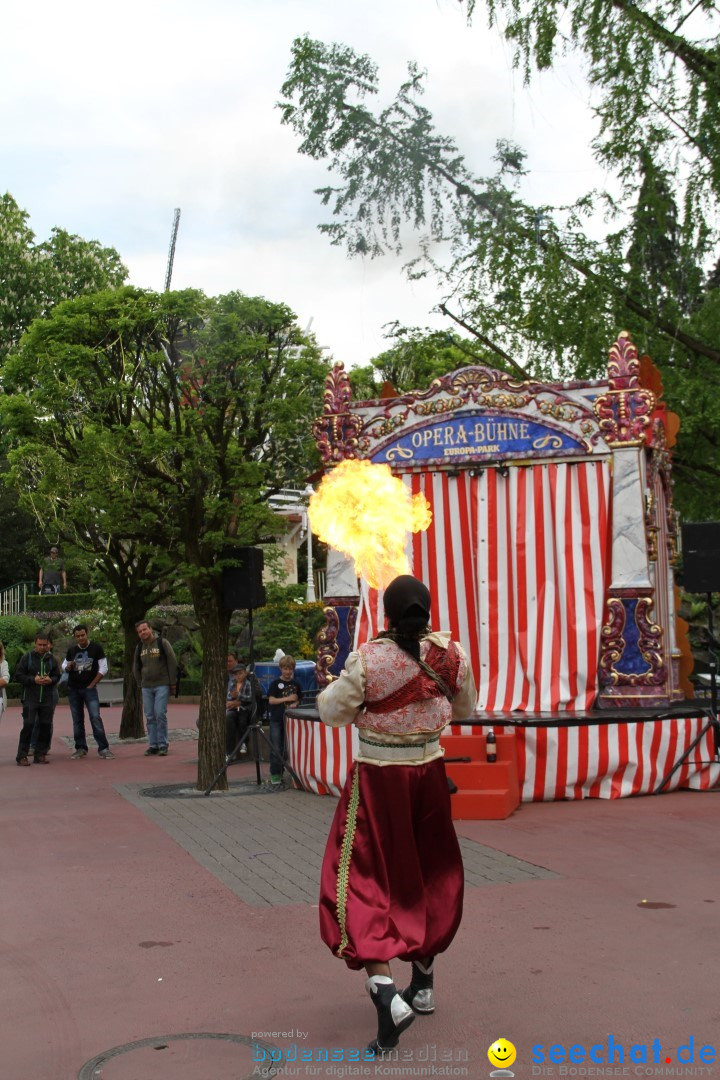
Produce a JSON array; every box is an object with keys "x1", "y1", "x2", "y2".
[
  {"x1": 21, "y1": 606, "x2": 125, "y2": 671},
  {"x1": 178, "y1": 678, "x2": 202, "y2": 696},
  {"x1": 32, "y1": 591, "x2": 96, "y2": 612},
  {"x1": 0, "y1": 614, "x2": 41, "y2": 674},
  {"x1": 244, "y1": 585, "x2": 326, "y2": 661}
]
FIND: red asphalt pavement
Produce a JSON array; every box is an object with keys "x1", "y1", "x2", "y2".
[{"x1": 1, "y1": 702, "x2": 719, "y2": 1080}]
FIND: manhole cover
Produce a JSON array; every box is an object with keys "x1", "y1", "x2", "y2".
[{"x1": 78, "y1": 1032, "x2": 281, "y2": 1079}]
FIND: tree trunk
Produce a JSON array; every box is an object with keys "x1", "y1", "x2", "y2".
[
  {"x1": 194, "y1": 582, "x2": 231, "y2": 791},
  {"x1": 119, "y1": 617, "x2": 145, "y2": 739}
]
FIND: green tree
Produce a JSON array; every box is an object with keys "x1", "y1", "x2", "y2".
[
  {"x1": 0, "y1": 458, "x2": 45, "y2": 587},
  {"x1": 0, "y1": 194, "x2": 128, "y2": 588},
  {"x1": 461, "y1": 0, "x2": 720, "y2": 215},
  {"x1": 620, "y1": 153, "x2": 720, "y2": 513},
  {"x1": 280, "y1": 37, "x2": 719, "y2": 369},
  {"x1": 625, "y1": 153, "x2": 702, "y2": 318},
  {"x1": 1, "y1": 289, "x2": 190, "y2": 734},
  {"x1": 279, "y1": 35, "x2": 720, "y2": 513},
  {"x1": 348, "y1": 327, "x2": 511, "y2": 399},
  {"x1": 0, "y1": 193, "x2": 127, "y2": 364},
  {"x1": 1, "y1": 286, "x2": 329, "y2": 787}
]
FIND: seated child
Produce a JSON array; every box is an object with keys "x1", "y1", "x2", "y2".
[{"x1": 226, "y1": 665, "x2": 254, "y2": 759}]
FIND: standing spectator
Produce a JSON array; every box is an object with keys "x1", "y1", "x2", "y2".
[
  {"x1": 133, "y1": 621, "x2": 178, "y2": 757},
  {"x1": 15, "y1": 633, "x2": 61, "y2": 765},
  {"x1": 38, "y1": 546, "x2": 66, "y2": 594},
  {"x1": 0, "y1": 640, "x2": 9, "y2": 720},
  {"x1": 266, "y1": 655, "x2": 301, "y2": 785},
  {"x1": 63, "y1": 624, "x2": 114, "y2": 760}
]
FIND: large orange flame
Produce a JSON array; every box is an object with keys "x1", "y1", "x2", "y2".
[{"x1": 308, "y1": 459, "x2": 432, "y2": 589}]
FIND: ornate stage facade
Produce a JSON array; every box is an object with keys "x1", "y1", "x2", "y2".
[{"x1": 295, "y1": 333, "x2": 719, "y2": 800}]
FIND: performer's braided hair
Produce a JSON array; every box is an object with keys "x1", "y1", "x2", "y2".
[{"x1": 374, "y1": 615, "x2": 429, "y2": 662}]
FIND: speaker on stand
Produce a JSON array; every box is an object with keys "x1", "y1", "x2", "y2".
[
  {"x1": 221, "y1": 547, "x2": 266, "y2": 611},
  {"x1": 206, "y1": 548, "x2": 300, "y2": 794}
]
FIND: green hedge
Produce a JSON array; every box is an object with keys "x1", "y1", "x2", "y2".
[
  {"x1": 178, "y1": 678, "x2": 201, "y2": 696},
  {"x1": 30, "y1": 592, "x2": 96, "y2": 612}
]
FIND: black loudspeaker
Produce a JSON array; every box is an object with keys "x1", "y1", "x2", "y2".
[
  {"x1": 222, "y1": 548, "x2": 266, "y2": 610},
  {"x1": 682, "y1": 523, "x2": 720, "y2": 594}
]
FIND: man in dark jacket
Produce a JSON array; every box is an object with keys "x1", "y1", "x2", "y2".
[{"x1": 15, "y1": 632, "x2": 61, "y2": 765}]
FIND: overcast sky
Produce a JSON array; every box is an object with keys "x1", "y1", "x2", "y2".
[{"x1": 3, "y1": 0, "x2": 606, "y2": 367}]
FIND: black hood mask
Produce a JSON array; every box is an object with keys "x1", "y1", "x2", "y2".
[{"x1": 381, "y1": 575, "x2": 431, "y2": 660}]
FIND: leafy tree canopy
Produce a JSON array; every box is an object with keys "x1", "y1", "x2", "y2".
[
  {"x1": 0, "y1": 193, "x2": 127, "y2": 364},
  {"x1": 348, "y1": 326, "x2": 503, "y2": 399},
  {"x1": 0, "y1": 285, "x2": 330, "y2": 784},
  {"x1": 280, "y1": 34, "x2": 720, "y2": 514},
  {"x1": 279, "y1": 36, "x2": 718, "y2": 371},
  {"x1": 461, "y1": 0, "x2": 720, "y2": 215}
]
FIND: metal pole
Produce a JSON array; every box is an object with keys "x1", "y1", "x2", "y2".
[
  {"x1": 708, "y1": 592, "x2": 718, "y2": 718},
  {"x1": 164, "y1": 208, "x2": 181, "y2": 292}
]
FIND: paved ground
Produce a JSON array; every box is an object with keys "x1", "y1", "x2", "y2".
[
  {"x1": 118, "y1": 781, "x2": 556, "y2": 908},
  {"x1": 1, "y1": 702, "x2": 719, "y2": 1080}
]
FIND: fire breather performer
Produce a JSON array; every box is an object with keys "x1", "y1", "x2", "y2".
[{"x1": 317, "y1": 575, "x2": 476, "y2": 1056}]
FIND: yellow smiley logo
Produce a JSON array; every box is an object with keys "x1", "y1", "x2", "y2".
[{"x1": 488, "y1": 1039, "x2": 517, "y2": 1069}]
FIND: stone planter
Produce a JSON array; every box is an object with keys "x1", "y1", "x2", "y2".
[{"x1": 97, "y1": 678, "x2": 124, "y2": 705}]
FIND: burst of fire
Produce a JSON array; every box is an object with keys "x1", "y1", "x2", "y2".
[{"x1": 308, "y1": 459, "x2": 432, "y2": 589}]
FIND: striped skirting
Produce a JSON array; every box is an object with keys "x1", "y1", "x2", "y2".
[{"x1": 285, "y1": 714, "x2": 720, "y2": 800}]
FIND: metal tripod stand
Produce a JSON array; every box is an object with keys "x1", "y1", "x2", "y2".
[
  {"x1": 203, "y1": 604, "x2": 301, "y2": 795},
  {"x1": 203, "y1": 704, "x2": 301, "y2": 795},
  {"x1": 655, "y1": 592, "x2": 720, "y2": 794}
]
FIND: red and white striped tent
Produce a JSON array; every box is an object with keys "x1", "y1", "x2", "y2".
[{"x1": 293, "y1": 334, "x2": 719, "y2": 800}]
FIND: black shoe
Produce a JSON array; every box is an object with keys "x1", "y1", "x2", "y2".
[
  {"x1": 401, "y1": 959, "x2": 435, "y2": 1014},
  {"x1": 365, "y1": 977, "x2": 415, "y2": 1056},
  {"x1": 144, "y1": 746, "x2": 159, "y2": 756}
]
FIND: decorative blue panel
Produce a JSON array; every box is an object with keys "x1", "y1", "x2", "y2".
[
  {"x1": 329, "y1": 604, "x2": 355, "y2": 678},
  {"x1": 613, "y1": 598, "x2": 652, "y2": 677}
]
